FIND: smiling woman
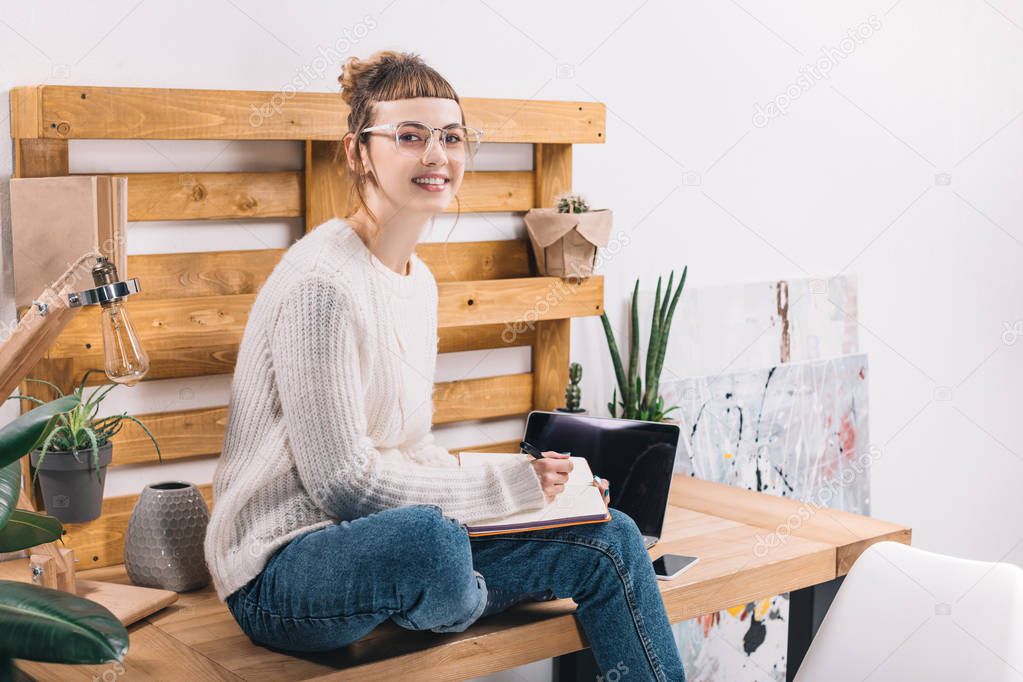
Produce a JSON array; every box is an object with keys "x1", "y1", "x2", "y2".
[
  {"x1": 336, "y1": 51, "x2": 479, "y2": 271},
  {"x1": 202, "y1": 49, "x2": 686, "y2": 682}
]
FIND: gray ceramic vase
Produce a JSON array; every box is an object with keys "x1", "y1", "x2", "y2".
[{"x1": 124, "y1": 481, "x2": 211, "y2": 592}]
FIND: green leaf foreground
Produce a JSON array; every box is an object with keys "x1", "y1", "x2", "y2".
[
  {"x1": 0, "y1": 510, "x2": 62, "y2": 553},
  {"x1": 0, "y1": 396, "x2": 81, "y2": 470},
  {"x1": 0, "y1": 581, "x2": 128, "y2": 665}
]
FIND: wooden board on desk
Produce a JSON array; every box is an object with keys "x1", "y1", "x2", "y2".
[{"x1": 0, "y1": 558, "x2": 177, "y2": 627}]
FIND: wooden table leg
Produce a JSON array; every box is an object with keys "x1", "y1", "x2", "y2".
[
  {"x1": 786, "y1": 575, "x2": 845, "y2": 681},
  {"x1": 552, "y1": 648, "x2": 600, "y2": 681}
]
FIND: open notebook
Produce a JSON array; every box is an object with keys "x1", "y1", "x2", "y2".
[{"x1": 457, "y1": 452, "x2": 611, "y2": 537}]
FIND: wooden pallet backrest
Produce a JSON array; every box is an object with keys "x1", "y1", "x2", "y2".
[{"x1": 9, "y1": 85, "x2": 605, "y2": 567}]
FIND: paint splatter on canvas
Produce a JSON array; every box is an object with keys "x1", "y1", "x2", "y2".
[
  {"x1": 666, "y1": 354, "x2": 870, "y2": 511},
  {"x1": 661, "y1": 354, "x2": 869, "y2": 682}
]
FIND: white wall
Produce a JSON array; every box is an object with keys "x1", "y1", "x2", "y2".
[{"x1": 2, "y1": 0, "x2": 1021, "y2": 676}]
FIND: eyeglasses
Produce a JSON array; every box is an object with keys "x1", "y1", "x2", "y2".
[{"x1": 360, "y1": 120, "x2": 483, "y2": 161}]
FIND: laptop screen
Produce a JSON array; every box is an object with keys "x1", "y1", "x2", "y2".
[{"x1": 523, "y1": 411, "x2": 680, "y2": 541}]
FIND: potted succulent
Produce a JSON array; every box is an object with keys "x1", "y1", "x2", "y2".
[
  {"x1": 600, "y1": 267, "x2": 688, "y2": 422},
  {"x1": 556, "y1": 362, "x2": 587, "y2": 413},
  {"x1": 0, "y1": 395, "x2": 130, "y2": 677},
  {"x1": 524, "y1": 192, "x2": 613, "y2": 279},
  {"x1": 9, "y1": 369, "x2": 162, "y2": 524}
]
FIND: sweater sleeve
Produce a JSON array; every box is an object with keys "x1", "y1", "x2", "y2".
[
  {"x1": 406, "y1": 431, "x2": 461, "y2": 468},
  {"x1": 269, "y1": 274, "x2": 546, "y2": 524}
]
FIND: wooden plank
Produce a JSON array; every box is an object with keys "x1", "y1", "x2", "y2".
[
  {"x1": 305, "y1": 140, "x2": 348, "y2": 231},
  {"x1": 16, "y1": 86, "x2": 605, "y2": 143},
  {"x1": 105, "y1": 171, "x2": 302, "y2": 221},
  {"x1": 15, "y1": 621, "x2": 242, "y2": 681},
  {"x1": 112, "y1": 406, "x2": 226, "y2": 466},
  {"x1": 670, "y1": 476, "x2": 913, "y2": 575},
  {"x1": 455, "y1": 439, "x2": 521, "y2": 454},
  {"x1": 60, "y1": 484, "x2": 214, "y2": 569},
  {"x1": 43, "y1": 293, "x2": 254, "y2": 380},
  {"x1": 532, "y1": 318, "x2": 570, "y2": 411},
  {"x1": 534, "y1": 143, "x2": 573, "y2": 209},
  {"x1": 51, "y1": 168, "x2": 532, "y2": 223},
  {"x1": 13, "y1": 139, "x2": 68, "y2": 178},
  {"x1": 125, "y1": 249, "x2": 284, "y2": 301},
  {"x1": 453, "y1": 169, "x2": 535, "y2": 213},
  {"x1": 432, "y1": 373, "x2": 533, "y2": 425},
  {"x1": 10, "y1": 85, "x2": 41, "y2": 138},
  {"x1": 421, "y1": 239, "x2": 533, "y2": 283},
  {"x1": 124, "y1": 239, "x2": 532, "y2": 301},
  {"x1": 9, "y1": 86, "x2": 69, "y2": 178},
  {"x1": 529, "y1": 142, "x2": 575, "y2": 412},
  {"x1": 437, "y1": 276, "x2": 603, "y2": 328},
  {"x1": 438, "y1": 324, "x2": 534, "y2": 354}
]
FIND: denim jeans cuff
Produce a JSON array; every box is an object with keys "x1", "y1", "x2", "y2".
[{"x1": 428, "y1": 569, "x2": 489, "y2": 633}]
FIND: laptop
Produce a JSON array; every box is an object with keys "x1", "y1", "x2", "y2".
[{"x1": 523, "y1": 410, "x2": 680, "y2": 549}]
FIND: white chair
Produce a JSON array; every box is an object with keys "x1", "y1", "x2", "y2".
[{"x1": 794, "y1": 540, "x2": 1023, "y2": 681}]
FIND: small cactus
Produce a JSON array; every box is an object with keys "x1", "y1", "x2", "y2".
[
  {"x1": 556, "y1": 193, "x2": 590, "y2": 214},
  {"x1": 564, "y1": 362, "x2": 583, "y2": 412}
]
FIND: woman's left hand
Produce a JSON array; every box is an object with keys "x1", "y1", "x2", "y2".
[{"x1": 593, "y1": 475, "x2": 610, "y2": 506}]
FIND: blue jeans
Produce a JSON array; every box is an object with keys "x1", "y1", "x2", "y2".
[{"x1": 226, "y1": 504, "x2": 686, "y2": 681}]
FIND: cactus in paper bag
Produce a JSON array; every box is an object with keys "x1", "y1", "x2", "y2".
[
  {"x1": 524, "y1": 192, "x2": 612, "y2": 278},
  {"x1": 557, "y1": 193, "x2": 590, "y2": 214},
  {"x1": 600, "y1": 267, "x2": 687, "y2": 422}
]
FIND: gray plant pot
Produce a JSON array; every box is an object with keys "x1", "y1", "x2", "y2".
[
  {"x1": 29, "y1": 442, "x2": 112, "y2": 524},
  {"x1": 124, "y1": 481, "x2": 211, "y2": 592}
]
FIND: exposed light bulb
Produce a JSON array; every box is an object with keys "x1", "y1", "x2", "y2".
[
  {"x1": 79, "y1": 256, "x2": 150, "y2": 385},
  {"x1": 100, "y1": 300, "x2": 149, "y2": 385}
]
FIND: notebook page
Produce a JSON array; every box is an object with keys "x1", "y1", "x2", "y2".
[
  {"x1": 457, "y1": 452, "x2": 608, "y2": 532},
  {"x1": 457, "y1": 452, "x2": 596, "y2": 485}
]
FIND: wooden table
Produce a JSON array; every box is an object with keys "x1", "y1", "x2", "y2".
[{"x1": 12, "y1": 475, "x2": 910, "y2": 681}]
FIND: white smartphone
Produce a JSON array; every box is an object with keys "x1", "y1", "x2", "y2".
[{"x1": 653, "y1": 553, "x2": 699, "y2": 580}]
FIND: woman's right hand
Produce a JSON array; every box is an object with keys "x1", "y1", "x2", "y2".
[{"x1": 529, "y1": 451, "x2": 573, "y2": 503}]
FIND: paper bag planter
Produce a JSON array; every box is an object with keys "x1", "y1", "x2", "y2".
[{"x1": 524, "y1": 206, "x2": 613, "y2": 279}]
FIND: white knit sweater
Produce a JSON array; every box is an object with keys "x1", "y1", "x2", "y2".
[{"x1": 203, "y1": 217, "x2": 547, "y2": 601}]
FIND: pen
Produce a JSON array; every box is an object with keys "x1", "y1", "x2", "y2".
[{"x1": 519, "y1": 440, "x2": 570, "y2": 459}]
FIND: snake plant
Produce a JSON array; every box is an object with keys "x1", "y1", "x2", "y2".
[
  {"x1": 0, "y1": 396, "x2": 130, "y2": 678},
  {"x1": 601, "y1": 267, "x2": 687, "y2": 422}
]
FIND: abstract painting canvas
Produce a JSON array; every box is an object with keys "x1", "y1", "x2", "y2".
[
  {"x1": 665, "y1": 353, "x2": 870, "y2": 512},
  {"x1": 662, "y1": 354, "x2": 870, "y2": 682},
  {"x1": 637, "y1": 275, "x2": 859, "y2": 381}
]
